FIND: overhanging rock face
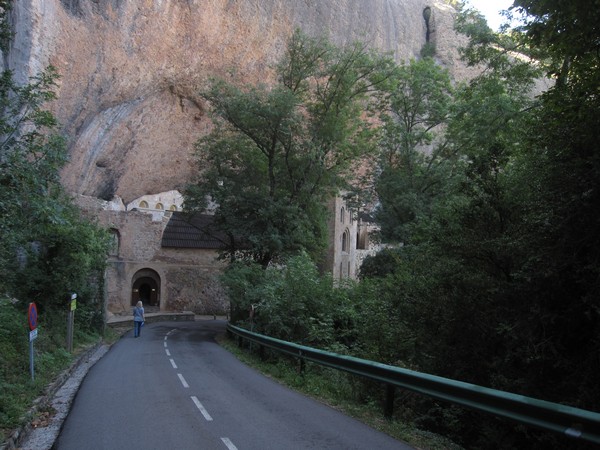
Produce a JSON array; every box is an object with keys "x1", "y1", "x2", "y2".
[{"x1": 6, "y1": 0, "x2": 467, "y2": 203}]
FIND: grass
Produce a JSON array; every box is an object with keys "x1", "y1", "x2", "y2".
[
  {"x1": 0, "y1": 299, "x2": 109, "y2": 445},
  {"x1": 217, "y1": 334, "x2": 462, "y2": 450}
]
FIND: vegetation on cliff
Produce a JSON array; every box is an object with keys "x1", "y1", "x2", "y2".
[{"x1": 185, "y1": 29, "x2": 396, "y2": 268}]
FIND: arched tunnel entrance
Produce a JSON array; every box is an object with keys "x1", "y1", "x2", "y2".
[{"x1": 131, "y1": 268, "x2": 161, "y2": 308}]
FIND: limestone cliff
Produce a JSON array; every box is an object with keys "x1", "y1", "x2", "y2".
[{"x1": 6, "y1": 0, "x2": 466, "y2": 203}]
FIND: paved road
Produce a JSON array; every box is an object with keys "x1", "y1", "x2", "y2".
[{"x1": 53, "y1": 320, "x2": 412, "y2": 450}]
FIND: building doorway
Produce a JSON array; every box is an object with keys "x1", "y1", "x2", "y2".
[{"x1": 131, "y1": 268, "x2": 161, "y2": 309}]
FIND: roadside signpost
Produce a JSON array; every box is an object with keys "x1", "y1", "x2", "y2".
[
  {"x1": 66, "y1": 293, "x2": 77, "y2": 353},
  {"x1": 28, "y1": 302, "x2": 38, "y2": 381}
]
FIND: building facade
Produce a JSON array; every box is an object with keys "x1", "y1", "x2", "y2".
[
  {"x1": 323, "y1": 196, "x2": 379, "y2": 281},
  {"x1": 76, "y1": 189, "x2": 378, "y2": 317},
  {"x1": 75, "y1": 193, "x2": 228, "y2": 318}
]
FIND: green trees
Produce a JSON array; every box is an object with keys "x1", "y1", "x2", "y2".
[
  {"x1": 0, "y1": 65, "x2": 108, "y2": 316},
  {"x1": 358, "y1": 2, "x2": 600, "y2": 446},
  {"x1": 0, "y1": 1, "x2": 110, "y2": 437},
  {"x1": 374, "y1": 57, "x2": 455, "y2": 243},
  {"x1": 0, "y1": 67, "x2": 65, "y2": 292},
  {"x1": 223, "y1": 253, "x2": 353, "y2": 347},
  {"x1": 190, "y1": 6, "x2": 598, "y2": 447},
  {"x1": 185, "y1": 30, "x2": 395, "y2": 267},
  {"x1": 505, "y1": 0, "x2": 600, "y2": 410},
  {"x1": 0, "y1": 2, "x2": 109, "y2": 320}
]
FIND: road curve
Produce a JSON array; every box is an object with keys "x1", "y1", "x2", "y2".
[{"x1": 53, "y1": 320, "x2": 412, "y2": 450}]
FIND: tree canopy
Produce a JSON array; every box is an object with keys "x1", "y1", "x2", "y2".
[
  {"x1": 185, "y1": 30, "x2": 396, "y2": 267},
  {"x1": 0, "y1": 1, "x2": 109, "y2": 318},
  {"x1": 222, "y1": 3, "x2": 600, "y2": 448}
]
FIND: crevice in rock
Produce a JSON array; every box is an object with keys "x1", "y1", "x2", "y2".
[{"x1": 423, "y1": 6, "x2": 432, "y2": 43}]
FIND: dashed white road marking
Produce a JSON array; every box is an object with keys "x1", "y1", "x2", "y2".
[
  {"x1": 164, "y1": 330, "x2": 234, "y2": 449},
  {"x1": 221, "y1": 437, "x2": 238, "y2": 450},
  {"x1": 177, "y1": 373, "x2": 189, "y2": 388},
  {"x1": 191, "y1": 396, "x2": 213, "y2": 421}
]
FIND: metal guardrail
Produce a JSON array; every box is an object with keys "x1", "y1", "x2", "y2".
[{"x1": 227, "y1": 323, "x2": 600, "y2": 444}]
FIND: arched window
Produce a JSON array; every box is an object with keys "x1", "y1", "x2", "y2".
[
  {"x1": 155, "y1": 203, "x2": 164, "y2": 210},
  {"x1": 169, "y1": 204, "x2": 177, "y2": 211},
  {"x1": 109, "y1": 228, "x2": 120, "y2": 256},
  {"x1": 342, "y1": 230, "x2": 349, "y2": 253},
  {"x1": 139, "y1": 200, "x2": 148, "y2": 208},
  {"x1": 356, "y1": 229, "x2": 368, "y2": 250}
]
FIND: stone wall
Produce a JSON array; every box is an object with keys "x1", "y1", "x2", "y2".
[
  {"x1": 324, "y1": 196, "x2": 359, "y2": 281},
  {"x1": 76, "y1": 196, "x2": 228, "y2": 316}
]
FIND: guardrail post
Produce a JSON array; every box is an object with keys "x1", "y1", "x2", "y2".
[{"x1": 384, "y1": 384, "x2": 395, "y2": 419}]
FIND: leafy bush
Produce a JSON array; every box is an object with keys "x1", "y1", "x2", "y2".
[
  {"x1": 224, "y1": 252, "x2": 357, "y2": 350},
  {"x1": 0, "y1": 299, "x2": 77, "y2": 440}
]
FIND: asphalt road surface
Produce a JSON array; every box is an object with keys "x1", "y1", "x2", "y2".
[{"x1": 53, "y1": 320, "x2": 412, "y2": 450}]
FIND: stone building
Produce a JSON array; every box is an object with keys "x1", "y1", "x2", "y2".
[
  {"x1": 324, "y1": 196, "x2": 379, "y2": 281},
  {"x1": 76, "y1": 188, "x2": 378, "y2": 316},
  {"x1": 75, "y1": 193, "x2": 229, "y2": 318}
]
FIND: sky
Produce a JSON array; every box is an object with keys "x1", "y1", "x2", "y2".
[{"x1": 465, "y1": 0, "x2": 515, "y2": 31}]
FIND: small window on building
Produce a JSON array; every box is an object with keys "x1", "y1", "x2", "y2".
[
  {"x1": 356, "y1": 229, "x2": 368, "y2": 250},
  {"x1": 139, "y1": 200, "x2": 148, "y2": 208},
  {"x1": 342, "y1": 230, "x2": 349, "y2": 252},
  {"x1": 155, "y1": 203, "x2": 164, "y2": 210},
  {"x1": 169, "y1": 204, "x2": 177, "y2": 211},
  {"x1": 109, "y1": 228, "x2": 120, "y2": 256},
  {"x1": 340, "y1": 207, "x2": 345, "y2": 223}
]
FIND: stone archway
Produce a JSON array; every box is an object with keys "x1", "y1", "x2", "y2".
[{"x1": 131, "y1": 268, "x2": 161, "y2": 308}]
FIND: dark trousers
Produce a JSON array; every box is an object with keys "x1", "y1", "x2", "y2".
[{"x1": 134, "y1": 320, "x2": 142, "y2": 337}]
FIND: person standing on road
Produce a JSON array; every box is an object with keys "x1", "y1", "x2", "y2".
[{"x1": 133, "y1": 301, "x2": 145, "y2": 338}]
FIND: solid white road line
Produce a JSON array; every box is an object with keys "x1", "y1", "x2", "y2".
[
  {"x1": 221, "y1": 437, "x2": 238, "y2": 450},
  {"x1": 170, "y1": 359, "x2": 177, "y2": 369},
  {"x1": 177, "y1": 373, "x2": 189, "y2": 388},
  {"x1": 191, "y1": 396, "x2": 213, "y2": 421}
]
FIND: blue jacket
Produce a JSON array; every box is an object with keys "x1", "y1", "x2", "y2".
[{"x1": 133, "y1": 306, "x2": 145, "y2": 322}]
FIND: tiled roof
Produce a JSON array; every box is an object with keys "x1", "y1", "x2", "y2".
[{"x1": 161, "y1": 212, "x2": 229, "y2": 249}]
